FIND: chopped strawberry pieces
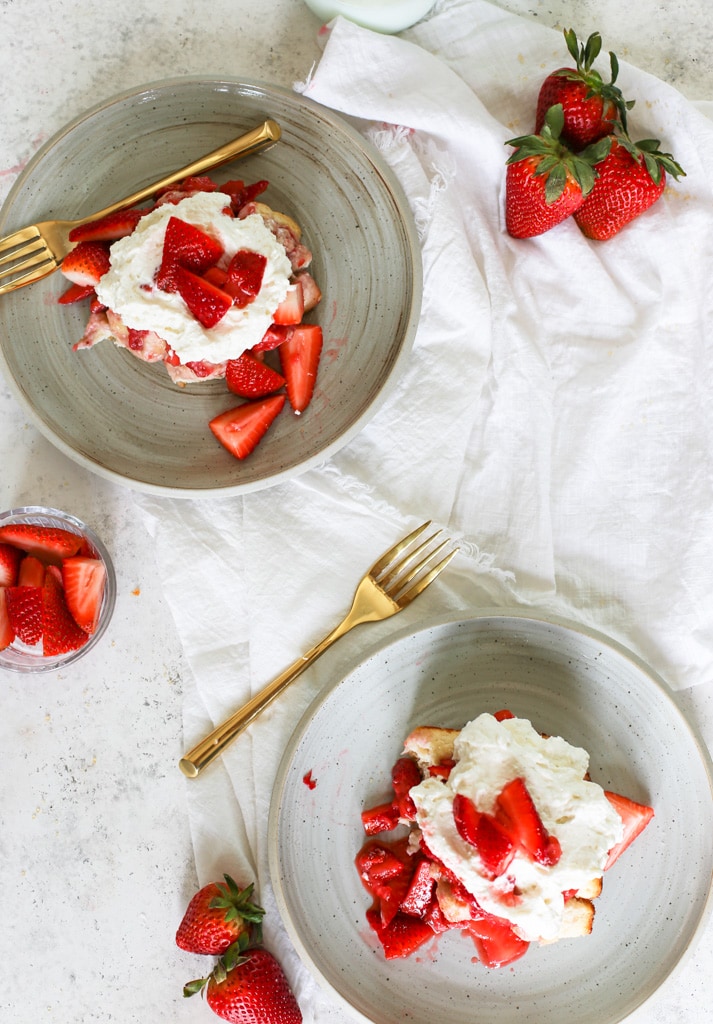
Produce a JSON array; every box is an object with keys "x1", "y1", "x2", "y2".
[
  {"x1": 453, "y1": 793, "x2": 516, "y2": 880},
  {"x1": 42, "y1": 571, "x2": 88, "y2": 656},
  {"x1": 68, "y1": 208, "x2": 144, "y2": 244},
  {"x1": 391, "y1": 756, "x2": 422, "y2": 821},
  {"x1": 174, "y1": 266, "x2": 232, "y2": 328},
  {"x1": 209, "y1": 394, "x2": 286, "y2": 461},
  {"x1": 273, "y1": 280, "x2": 304, "y2": 325},
  {"x1": 0, "y1": 588, "x2": 14, "y2": 650},
  {"x1": 6, "y1": 586, "x2": 43, "y2": 645},
  {"x1": 17, "y1": 556, "x2": 45, "y2": 588},
  {"x1": 463, "y1": 913, "x2": 530, "y2": 968},
  {"x1": 61, "y1": 241, "x2": 111, "y2": 287},
  {"x1": 155, "y1": 216, "x2": 224, "y2": 292},
  {"x1": 253, "y1": 324, "x2": 295, "y2": 353},
  {"x1": 366, "y1": 906, "x2": 436, "y2": 959},
  {"x1": 61, "y1": 556, "x2": 107, "y2": 635},
  {"x1": 0, "y1": 543, "x2": 21, "y2": 587},
  {"x1": 360, "y1": 801, "x2": 401, "y2": 836},
  {"x1": 58, "y1": 282, "x2": 96, "y2": 305},
  {"x1": 399, "y1": 856, "x2": 436, "y2": 918},
  {"x1": 496, "y1": 776, "x2": 562, "y2": 867},
  {"x1": 219, "y1": 178, "x2": 269, "y2": 212},
  {"x1": 603, "y1": 791, "x2": 654, "y2": 870},
  {"x1": 224, "y1": 250, "x2": 267, "y2": 308},
  {"x1": 279, "y1": 324, "x2": 323, "y2": 414}
]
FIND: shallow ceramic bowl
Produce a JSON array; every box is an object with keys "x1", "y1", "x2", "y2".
[
  {"x1": 0, "y1": 506, "x2": 116, "y2": 673},
  {"x1": 0, "y1": 77, "x2": 421, "y2": 496},
  {"x1": 269, "y1": 611, "x2": 713, "y2": 1024}
]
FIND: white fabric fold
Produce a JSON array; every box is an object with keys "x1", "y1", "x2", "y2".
[{"x1": 138, "y1": 1, "x2": 713, "y2": 1018}]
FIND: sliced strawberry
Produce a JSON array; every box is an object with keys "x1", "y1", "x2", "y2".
[
  {"x1": 253, "y1": 324, "x2": 294, "y2": 353},
  {"x1": 603, "y1": 791, "x2": 654, "y2": 870},
  {"x1": 219, "y1": 178, "x2": 269, "y2": 212},
  {"x1": 399, "y1": 856, "x2": 436, "y2": 918},
  {"x1": 356, "y1": 838, "x2": 415, "y2": 926},
  {"x1": 68, "y1": 208, "x2": 144, "y2": 243},
  {"x1": 18, "y1": 555, "x2": 46, "y2": 587},
  {"x1": 391, "y1": 756, "x2": 422, "y2": 820},
  {"x1": 453, "y1": 793, "x2": 515, "y2": 879},
  {"x1": 225, "y1": 352, "x2": 285, "y2": 398},
  {"x1": 496, "y1": 777, "x2": 562, "y2": 867},
  {"x1": 279, "y1": 324, "x2": 323, "y2": 413},
  {"x1": 176, "y1": 175, "x2": 217, "y2": 193},
  {"x1": 61, "y1": 242, "x2": 111, "y2": 287},
  {"x1": 175, "y1": 266, "x2": 232, "y2": 328},
  {"x1": 366, "y1": 906, "x2": 435, "y2": 959},
  {"x1": 0, "y1": 543, "x2": 21, "y2": 587},
  {"x1": 58, "y1": 282, "x2": 96, "y2": 305},
  {"x1": 203, "y1": 266, "x2": 229, "y2": 289},
  {"x1": 0, "y1": 524, "x2": 82, "y2": 565},
  {"x1": 464, "y1": 912, "x2": 530, "y2": 968},
  {"x1": 494, "y1": 709, "x2": 515, "y2": 721},
  {"x1": 42, "y1": 571, "x2": 88, "y2": 656},
  {"x1": 6, "y1": 586, "x2": 43, "y2": 645},
  {"x1": 427, "y1": 759, "x2": 455, "y2": 780},
  {"x1": 209, "y1": 394, "x2": 285, "y2": 460},
  {"x1": 61, "y1": 556, "x2": 106, "y2": 635},
  {"x1": 0, "y1": 588, "x2": 14, "y2": 650},
  {"x1": 155, "y1": 216, "x2": 224, "y2": 292},
  {"x1": 273, "y1": 280, "x2": 304, "y2": 325},
  {"x1": 360, "y1": 801, "x2": 400, "y2": 836},
  {"x1": 224, "y1": 250, "x2": 267, "y2": 308}
]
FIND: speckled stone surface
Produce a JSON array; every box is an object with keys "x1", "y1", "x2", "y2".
[{"x1": 1, "y1": 1, "x2": 712, "y2": 1022}]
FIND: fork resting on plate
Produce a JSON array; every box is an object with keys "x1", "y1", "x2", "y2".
[
  {"x1": 0, "y1": 118, "x2": 281, "y2": 296},
  {"x1": 179, "y1": 521, "x2": 458, "y2": 778}
]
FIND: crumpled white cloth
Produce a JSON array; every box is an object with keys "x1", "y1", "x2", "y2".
[{"x1": 139, "y1": 1, "x2": 713, "y2": 1019}]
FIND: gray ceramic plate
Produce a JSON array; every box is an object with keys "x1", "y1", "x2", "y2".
[
  {"x1": 269, "y1": 611, "x2": 713, "y2": 1024},
  {"x1": 0, "y1": 77, "x2": 421, "y2": 496}
]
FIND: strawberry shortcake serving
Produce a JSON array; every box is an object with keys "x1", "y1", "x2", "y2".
[
  {"x1": 59, "y1": 175, "x2": 323, "y2": 460},
  {"x1": 356, "y1": 711, "x2": 654, "y2": 967}
]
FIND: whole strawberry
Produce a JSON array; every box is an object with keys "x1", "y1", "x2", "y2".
[
  {"x1": 535, "y1": 29, "x2": 634, "y2": 149},
  {"x1": 505, "y1": 104, "x2": 610, "y2": 238},
  {"x1": 176, "y1": 875, "x2": 265, "y2": 955},
  {"x1": 185, "y1": 938, "x2": 302, "y2": 1024},
  {"x1": 574, "y1": 134, "x2": 685, "y2": 240}
]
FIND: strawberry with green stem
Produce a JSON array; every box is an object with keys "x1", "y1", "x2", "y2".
[
  {"x1": 505, "y1": 104, "x2": 611, "y2": 238},
  {"x1": 176, "y1": 875, "x2": 265, "y2": 956},
  {"x1": 535, "y1": 29, "x2": 634, "y2": 149},
  {"x1": 574, "y1": 132, "x2": 685, "y2": 239},
  {"x1": 184, "y1": 934, "x2": 302, "y2": 1024}
]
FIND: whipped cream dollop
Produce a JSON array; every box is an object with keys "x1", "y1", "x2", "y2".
[
  {"x1": 411, "y1": 713, "x2": 623, "y2": 943},
  {"x1": 96, "y1": 192, "x2": 293, "y2": 364}
]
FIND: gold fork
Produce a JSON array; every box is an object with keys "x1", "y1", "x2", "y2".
[
  {"x1": 179, "y1": 521, "x2": 458, "y2": 778},
  {"x1": 0, "y1": 119, "x2": 281, "y2": 296}
]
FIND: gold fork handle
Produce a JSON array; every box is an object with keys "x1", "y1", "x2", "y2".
[
  {"x1": 75, "y1": 119, "x2": 281, "y2": 227},
  {"x1": 178, "y1": 586, "x2": 392, "y2": 778}
]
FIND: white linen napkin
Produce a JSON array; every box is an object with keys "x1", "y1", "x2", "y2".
[{"x1": 139, "y1": 1, "x2": 713, "y2": 1018}]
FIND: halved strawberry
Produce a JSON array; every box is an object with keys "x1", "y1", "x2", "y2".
[
  {"x1": 603, "y1": 791, "x2": 654, "y2": 870},
  {"x1": 42, "y1": 571, "x2": 88, "y2": 656},
  {"x1": 496, "y1": 776, "x2": 562, "y2": 867},
  {"x1": 68, "y1": 208, "x2": 144, "y2": 243},
  {"x1": 61, "y1": 556, "x2": 106, "y2": 634},
  {"x1": 224, "y1": 250, "x2": 267, "y2": 308},
  {"x1": 0, "y1": 543, "x2": 21, "y2": 587},
  {"x1": 218, "y1": 178, "x2": 269, "y2": 212},
  {"x1": 61, "y1": 242, "x2": 111, "y2": 287},
  {"x1": 453, "y1": 793, "x2": 515, "y2": 879},
  {"x1": 0, "y1": 588, "x2": 14, "y2": 650},
  {"x1": 6, "y1": 586, "x2": 43, "y2": 645},
  {"x1": 253, "y1": 324, "x2": 294, "y2": 353},
  {"x1": 225, "y1": 352, "x2": 285, "y2": 398},
  {"x1": 155, "y1": 217, "x2": 224, "y2": 292},
  {"x1": 0, "y1": 524, "x2": 82, "y2": 565},
  {"x1": 209, "y1": 394, "x2": 286, "y2": 460},
  {"x1": 175, "y1": 266, "x2": 232, "y2": 328},
  {"x1": 279, "y1": 324, "x2": 323, "y2": 413},
  {"x1": 18, "y1": 555, "x2": 46, "y2": 587},
  {"x1": 361, "y1": 801, "x2": 400, "y2": 836},
  {"x1": 391, "y1": 756, "x2": 422, "y2": 820},
  {"x1": 273, "y1": 280, "x2": 304, "y2": 325},
  {"x1": 58, "y1": 282, "x2": 96, "y2": 305}
]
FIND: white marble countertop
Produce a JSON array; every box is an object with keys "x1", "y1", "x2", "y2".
[{"x1": 1, "y1": 1, "x2": 711, "y2": 1022}]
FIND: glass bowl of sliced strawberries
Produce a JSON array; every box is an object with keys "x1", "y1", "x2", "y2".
[{"x1": 0, "y1": 506, "x2": 116, "y2": 673}]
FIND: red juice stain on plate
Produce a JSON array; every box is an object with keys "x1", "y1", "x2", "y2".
[{"x1": 303, "y1": 770, "x2": 317, "y2": 790}]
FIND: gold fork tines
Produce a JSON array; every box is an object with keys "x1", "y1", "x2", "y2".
[
  {"x1": 0, "y1": 119, "x2": 282, "y2": 296},
  {"x1": 179, "y1": 521, "x2": 458, "y2": 778}
]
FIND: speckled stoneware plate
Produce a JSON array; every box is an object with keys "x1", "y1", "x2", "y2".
[
  {"x1": 268, "y1": 611, "x2": 713, "y2": 1024},
  {"x1": 0, "y1": 77, "x2": 421, "y2": 496}
]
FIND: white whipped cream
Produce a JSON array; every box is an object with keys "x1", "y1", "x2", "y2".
[
  {"x1": 411, "y1": 713, "x2": 623, "y2": 943},
  {"x1": 96, "y1": 192, "x2": 292, "y2": 364}
]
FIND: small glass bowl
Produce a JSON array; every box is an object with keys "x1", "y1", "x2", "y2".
[{"x1": 0, "y1": 506, "x2": 116, "y2": 673}]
